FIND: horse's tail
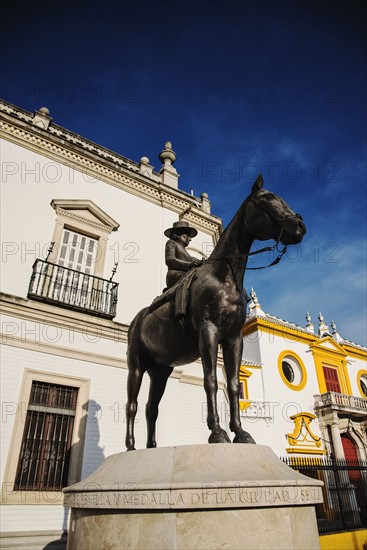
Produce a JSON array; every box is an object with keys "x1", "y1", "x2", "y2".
[{"x1": 127, "y1": 307, "x2": 149, "y2": 344}]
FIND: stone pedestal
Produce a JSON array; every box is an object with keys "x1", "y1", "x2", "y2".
[{"x1": 63, "y1": 444, "x2": 323, "y2": 550}]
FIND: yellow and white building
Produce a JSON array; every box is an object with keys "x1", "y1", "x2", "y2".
[
  {"x1": 0, "y1": 99, "x2": 366, "y2": 548},
  {"x1": 240, "y1": 289, "x2": 367, "y2": 461}
]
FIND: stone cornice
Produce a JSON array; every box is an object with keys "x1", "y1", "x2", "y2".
[
  {"x1": 0, "y1": 292, "x2": 128, "y2": 343},
  {"x1": 0, "y1": 101, "x2": 222, "y2": 239},
  {"x1": 2, "y1": 334, "x2": 127, "y2": 369}
]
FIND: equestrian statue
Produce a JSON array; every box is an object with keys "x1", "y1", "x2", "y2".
[{"x1": 125, "y1": 174, "x2": 306, "y2": 450}]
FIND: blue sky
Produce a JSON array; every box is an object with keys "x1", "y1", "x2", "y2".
[{"x1": 1, "y1": 0, "x2": 366, "y2": 345}]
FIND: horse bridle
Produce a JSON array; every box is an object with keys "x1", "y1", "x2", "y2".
[
  {"x1": 206, "y1": 193, "x2": 303, "y2": 270},
  {"x1": 244, "y1": 194, "x2": 303, "y2": 270}
]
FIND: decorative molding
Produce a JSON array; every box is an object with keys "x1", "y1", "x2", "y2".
[
  {"x1": 0, "y1": 293, "x2": 128, "y2": 343},
  {"x1": 1, "y1": 334, "x2": 127, "y2": 369},
  {"x1": 51, "y1": 199, "x2": 120, "y2": 233},
  {"x1": 286, "y1": 412, "x2": 326, "y2": 455},
  {"x1": 0, "y1": 104, "x2": 222, "y2": 239},
  {"x1": 310, "y1": 337, "x2": 352, "y2": 396},
  {"x1": 53, "y1": 207, "x2": 114, "y2": 234}
]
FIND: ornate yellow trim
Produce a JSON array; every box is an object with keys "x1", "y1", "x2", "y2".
[
  {"x1": 278, "y1": 350, "x2": 307, "y2": 391},
  {"x1": 239, "y1": 365, "x2": 252, "y2": 409},
  {"x1": 287, "y1": 412, "x2": 321, "y2": 446},
  {"x1": 243, "y1": 317, "x2": 317, "y2": 344},
  {"x1": 310, "y1": 337, "x2": 352, "y2": 395},
  {"x1": 357, "y1": 369, "x2": 367, "y2": 398},
  {"x1": 286, "y1": 412, "x2": 327, "y2": 455},
  {"x1": 286, "y1": 448, "x2": 327, "y2": 455}
]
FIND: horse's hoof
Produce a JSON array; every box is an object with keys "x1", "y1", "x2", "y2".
[
  {"x1": 208, "y1": 428, "x2": 231, "y2": 444},
  {"x1": 146, "y1": 441, "x2": 157, "y2": 449},
  {"x1": 126, "y1": 445, "x2": 136, "y2": 451},
  {"x1": 233, "y1": 431, "x2": 256, "y2": 444}
]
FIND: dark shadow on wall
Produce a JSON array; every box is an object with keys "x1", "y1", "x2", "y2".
[{"x1": 43, "y1": 399, "x2": 105, "y2": 550}]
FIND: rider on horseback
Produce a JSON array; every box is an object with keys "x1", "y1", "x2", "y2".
[{"x1": 164, "y1": 220, "x2": 203, "y2": 289}]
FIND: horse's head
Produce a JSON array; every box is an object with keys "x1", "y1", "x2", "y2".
[{"x1": 245, "y1": 175, "x2": 306, "y2": 245}]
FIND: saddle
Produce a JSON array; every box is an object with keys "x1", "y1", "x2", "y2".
[{"x1": 148, "y1": 268, "x2": 198, "y2": 318}]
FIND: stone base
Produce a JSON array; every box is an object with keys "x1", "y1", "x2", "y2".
[{"x1": 64, "y1": 444, "x2": 323, "y2": 550}]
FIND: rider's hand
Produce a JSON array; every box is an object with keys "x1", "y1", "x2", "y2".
[{"x1": 190, "y1": 259, "x2": 203, "y2": 268}]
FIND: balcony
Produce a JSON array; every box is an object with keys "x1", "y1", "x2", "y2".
[
  {"x1": 314, "y1": 392, "x2": 367, "y2": 420},
  {"x1": 28, "y1": 259, "x2": 119, "y2": 319}
]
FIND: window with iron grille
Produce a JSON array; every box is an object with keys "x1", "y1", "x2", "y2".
[{"x1": 14, "y1": 381, "x2": 78, "y2": 491}]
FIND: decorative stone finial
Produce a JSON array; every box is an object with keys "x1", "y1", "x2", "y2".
[
  {"x1": 138, "y1": 156, "x2": 154, "y2": 178},
  {"x1": 331, "y1": 320, "x2": 343, "y2": 343},
  {"x1": 200, "y1": 192, "x2": 211, "y2": 214},
  {"x1": 318, "y1": 312, "x2": 329, "y2": 336},
  {"x1": 159, "y1": 141, "x2": 177, "y2": 166},
  {"x1": 248, "y1": 288, "x2": 265, "y2": 317},
  {"x1": 158, "y1": 141, "x2": 179, "y2": 189},
  {"x1": 33, "y1": 106, "x2": 52, "y2": 129},
  {"x1": 305, "y1": 311, "x2": 314, "y2": 333}
]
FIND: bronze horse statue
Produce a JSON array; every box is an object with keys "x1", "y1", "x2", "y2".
[{"x1": 125, "y1": 175, "x2": 306, "y2": 450}]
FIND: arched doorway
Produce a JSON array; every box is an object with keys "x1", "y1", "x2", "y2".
[
  {"x1": 341, "y1": 434, "x2": 366, "y2": 525},
  {"x1": 342, "y1": 434, "x2": 359, "y2": 461}
]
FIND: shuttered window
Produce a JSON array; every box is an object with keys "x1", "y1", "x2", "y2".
[
  {"x1": 58, "y1": 229, "x2": 98, "y2": 275},
  {"x1": 14, "y1": 381, "x2": 78, "y2": 491},
  {"x1": 323, "y1": 366, "x2": 341, "y2": 393}
]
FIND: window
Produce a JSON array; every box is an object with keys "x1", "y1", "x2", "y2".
[
  {"x1": 2, "y1": 370, "x2": 90, "y2": 504},
  {"x1": 282, "y1": 361, "x2": 295, "y2": 383},
  {"x1": 58, "y1": 229, "x2": 98, "y2": 274},
  {"x1": 238, "y1": 366, "x2": 253, "y2": 410},
  {"x1": 278, "y1": 351, "x2": 307, "y2": 391},
  {"x1": 357, "y1": 371, "x2": 367, "y2": 398},
  {"x1": 27, "y1": 200, "x2": 120, "y2": 318},
  {"x1": 323, "y1": 366, "x2": 341, "y2": 393},
  {"x1": 14, "y1": 381, "x2": 78, "y2": 491},
  {"x1": 49, "y1": 200, "x2": 119, "y2": 278}
]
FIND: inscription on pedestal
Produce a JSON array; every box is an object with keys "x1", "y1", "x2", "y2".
[{"x1": 64, "y1": 483, "x2": 323, "y2": 510}]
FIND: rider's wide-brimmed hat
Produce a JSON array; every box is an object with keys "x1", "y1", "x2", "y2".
[{"x1": 164, "y1": 220, "x2": 198, "y2": 239}]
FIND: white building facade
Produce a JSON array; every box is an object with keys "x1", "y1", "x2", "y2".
[
  {"x1": 1, "y1": 100, "x2": 366, "y2": 548},
  {"x1": 0, "y1": 100, "x2": 225, "y2": 548}
]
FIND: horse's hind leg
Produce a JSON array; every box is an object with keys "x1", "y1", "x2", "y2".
[
  {"x1": 146, "y1": 365, "x2": 173, "y2": 448},
  {"x1": 125, "y1": 352, "x2": 144, "y2": 451}
]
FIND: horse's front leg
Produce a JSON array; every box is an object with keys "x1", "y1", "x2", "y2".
[
  {"x1": 223, "y1": 336, "x2": 255, "y2": 444},
  {"x1": 125, "y1": 354, "x2": 144, "y2": 451},
  {"x1": 199, "y1": 323, "x2": 230, "y2": 444}
]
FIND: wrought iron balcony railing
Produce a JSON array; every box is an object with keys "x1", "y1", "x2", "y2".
[{"x1": 28, "y1": 259, "x2": 119, "y2": 319}]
